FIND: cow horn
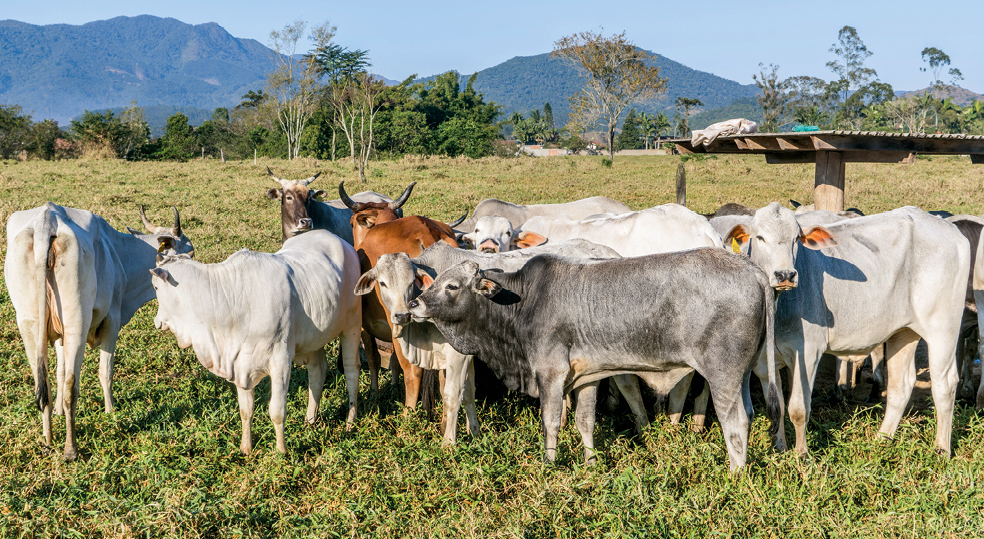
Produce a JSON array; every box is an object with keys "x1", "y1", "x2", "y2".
[
  {"x1": 446, "y1": 210, "x2": 468, "y2": 228},
  {"x1": 300, "y1": 172, "x2": 322, "y2": 186},
  {"x1": 338, "y1": 181, "x2": 364, "y2": 212},
  {"x1": 172, "y1": 206, "x2": 182, "y2": 237},
  {"x1": 389, "y1": 182, "x2": 417, "y2": 210},
  {"x1": 267, "y1": 166, "x2": 288, "y2": 187},
  {"x1": 139, "y1": 205, "x2": 159, "y2": 233}
]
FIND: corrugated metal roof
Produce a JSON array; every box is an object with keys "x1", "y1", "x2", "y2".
[{"x1": 672, "y1": 131, "x2": 984, "y2": 142}]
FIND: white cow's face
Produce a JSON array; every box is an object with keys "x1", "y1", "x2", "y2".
[
  {"x1": 726, "y1": 202, "x2": 838, "y2": 290},
  {"x1": 149, "y1": 257, "x2": 195, "y2": 349},
  {"x1": 354, "y1": 253, "x2": 433, "y2": 337},
  {"x1": 459, "y1": 216, "x2": 547, "y2": 253}
]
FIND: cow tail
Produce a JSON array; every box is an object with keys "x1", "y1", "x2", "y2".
[
  {"x1": 33, "y1": 208, "x2": 56, "y2": 412},
  {"x1": 765, "y1": 284, "x2": 782, "y2": 438}
]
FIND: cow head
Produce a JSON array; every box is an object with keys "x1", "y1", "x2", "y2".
[
  {"x1": 265, "y1": 167, "x2": 326, "y2": 241},
  {"x1": 458, "y1": 216, "x2": 547, "y2": 253},
  {"x1": 149, "y1": 254, "x2": 197, "y2": 349},
  {"x1": 129, "y1": 205, "x2": 195, "y2": 258},
  {"x1": 354, "y1": 253, "x2": 434, "y2": 337},
  {"x1": 725, "y1": 202, "x2": 839, "y2": 290},
  {"x1": 341, "y1": 181, "x2": 415, "y2": 247},
  {"x1": 408, "y1": 261, "x2": 501, "y2": 324}
]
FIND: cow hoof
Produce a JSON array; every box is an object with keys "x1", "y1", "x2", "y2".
[
  {"x1": 935, "y1": 446, "x2": 951, "y2": 458},
  {"x1": 40, "y1": 444, "x2": 53, "y2": 457},
  {"x1": 63, "y1": 448, "x2": 78, "y2": 462}
]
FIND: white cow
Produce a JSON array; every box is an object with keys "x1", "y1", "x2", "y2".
[
  {"x1": 726, "y1": 203, "x2": 969, "y2": 456},
  {"x1": 4, "y1": 203, "x2": 194, "y2": 460},
  {"x1": 455, "y1": 196, "x2": 631, "y2": 234},
  {"x1": 355, "y1": 240, "x2": 646, "y2": 445},
  {"x1": 457, "y1": 215, "x2": 546, "y2": 253},
  {"x1": 519, "y1": 203, "x2": 724, "y2": 257},
  {"x1": 150, "y1": 229, "x2": 362, "y2": 454}
]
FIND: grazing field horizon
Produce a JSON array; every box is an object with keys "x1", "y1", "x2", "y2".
[{"x1": 2, "y1": 155, "x2": 983, "y2": 537}]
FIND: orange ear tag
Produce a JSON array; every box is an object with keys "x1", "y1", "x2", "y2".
[{"x1": 731, "y1": 238, "x2": 741, "y2": 253}]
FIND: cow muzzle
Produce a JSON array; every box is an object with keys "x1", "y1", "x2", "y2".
[
  {"x1": 392, "y1": 312, "x2": 412, "y2": 326},
  {"x1": 408, "y1": 299, "x2": 429, "y2": 321},
  {"x1": 291, "y1": 218, "x2": 313, "y2": 235},
  {"x1": 478, "y1": 239, "x2": 499, "y2": 253},
  {"x1": 773, "y1": 269, "x2": 798, "y2": 291}
]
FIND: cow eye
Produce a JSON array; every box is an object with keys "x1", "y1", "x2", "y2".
[
  {"x1": 756, "y1": 236, "x2": 765, "y2": 242},
  {"x1": 445, "y1": 283, "x2": 459, "y2": 291},
  {"x1": 286, "y1": 196, "x2": 293, "y2": 201},
  {"x1": 379, "y1": 282, "x2": 387, "y2": 288}
]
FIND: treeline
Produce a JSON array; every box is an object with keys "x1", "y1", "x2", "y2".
[{"x1": 0, "y1": 71, "x2": 504, "y2": 162}]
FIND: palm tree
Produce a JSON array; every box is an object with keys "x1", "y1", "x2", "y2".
[
  {"x1": 638, "y1": 112, "x2": 655, "y2": 149},
  {"x1": 653, "y1": 112, "x2": 670, "y2": 149}
]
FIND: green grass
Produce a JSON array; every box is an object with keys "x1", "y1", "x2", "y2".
[{"x1": 2, "y1": 155, "x2": 984, "y2": 537}]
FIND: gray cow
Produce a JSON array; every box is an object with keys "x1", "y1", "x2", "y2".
[
  {"x1": 356, "y1": 240, "x2": 650, "y2": 445},
  {"x1": 726, "y1": 203, "x2": 969, "y2": 457},
  {"x1": 150, "y1": 230, "x2": 363, "y2": 454},
  {"x1": 408, "y1": 250, "x2": 781, "y2": 470}
]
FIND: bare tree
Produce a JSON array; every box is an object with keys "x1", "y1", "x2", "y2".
[
  {"x1": 753, "y1": 63, "x2": 790, "y2": 132},
  {"x1": 267, "y1": 20, "x2": 329, "y2": 160},
  {"x1": 884, "y1": 98, "x2": 930, "y2": 134},
  {"x1": 552, "y1": 30, "x2": 666, "y2": 161},
  {"x1": 327, "y1": 73, "x2": 386, "y2": 182}
]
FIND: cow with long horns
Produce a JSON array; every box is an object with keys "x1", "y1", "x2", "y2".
[{"x1": 265, "y1": 167, "x2": 402, "y2": 245}]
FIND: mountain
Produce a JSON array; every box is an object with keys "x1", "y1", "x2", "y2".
[
  {"x1": 899, "y1": 85, "x2": 984, "y2": 106},
  {"x1": 0, "y1": 16, "x2": 273, "y2": 124},
  {"x1": 443, "y1": 51, "x2": 759, "y2": 125}
]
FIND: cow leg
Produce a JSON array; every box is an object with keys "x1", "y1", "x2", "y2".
[
  {"x1": 441, "y1": 354, "x2": 475, "y2": 445},
  {"x1": 924, "y1": 334, "x2": 960, "y2": 457},
  {"x1": 573, "y1": 382, "x2": 600, "y2": 465},
  {"x1": 612, "y1": 374, "x2": 649, "y2": 435},
  {"x1": 833, "y1": 357, "x2": 850, "y2": 402},
  {"x1": 341, "y1": 325, "x2": 362, "y2": 428},
  {"x1": 878, "y1": 329, "x2": 920, "y2": 441},
  {"x1": 753, "y1": 352, "x2": 787, "y2": 452},
  {"x1": 236, "y1": 386, "x2": 255, "y2": 455},
  {"x1": 60, "y1": 326, "x2": 87, "y2": 461},
  {"x1": 788, "y1": 349, "x2": 822, "y2": 458},
  {"x1": 97, "y1": 321, "x2": 121, "y2": 413},
  {"x1": 17, "y1": 317, "x2": 55, "y2": 452},
  {"x1": 361, "y1": 330, "x2": 380, "y2": 398},
  {"x1": 975, "y1": 290, "x2": 984, "y2": 410},
  {"x1": 666, "y1": 371, "x2": 693, "y2": 425},
  {"x1": 707, "y1": 371, "x2": 753, "y2": 471},
  {"x1": 269, "y1": 356, "x2": 291, "y2": 454},
  {"x1": 692, "y1": 381, "x2": 710, "y2": 432},
  {"x1": 867, "y1": 344, "x2": 886, "y2": 403},
  {"x1": 463, "y1": 358, "x2": 479, "y2": 438},
  {"x1": 537, "y1": 368, "x2": 568, "y2": 464},
  {"x1": 305, "y1": 349, "x2": 328, "y2": 424}
]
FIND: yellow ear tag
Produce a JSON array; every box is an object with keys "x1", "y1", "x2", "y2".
[
  {"x1": 731, "y1": 238, "x2": 741, "y2": 253},
  {"x1": 157, "y1": 242, "x2": 167, "y2": 253}
]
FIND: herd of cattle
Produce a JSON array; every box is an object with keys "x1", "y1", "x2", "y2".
[{"x1": 5, "y1": 167, "x2": 984, "y2": 471}]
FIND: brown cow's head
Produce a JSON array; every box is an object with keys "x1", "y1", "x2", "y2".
[
  {"x1": 265, "y1": 167, "x2": 326, "y2": 242},
  {"x1": 340, "y1": 180, "x2": 416, "y2": 247}
]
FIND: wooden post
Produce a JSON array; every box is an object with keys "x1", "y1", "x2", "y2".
[
  {"x1": 254, "y1": 148, "x2": 257, "y2": 166},
  {"x1": 201, "y1": 147, "x2": 205, "y2": 160},
  {"x1": 221, "y1": 148, "x2": 225, "y2": 163},
  {"x1": 814, "y1": 150, "x2": 845, "y2": 212},
  {"x1": 675, "y1": 161, "x2": 686, "y2": 207}
]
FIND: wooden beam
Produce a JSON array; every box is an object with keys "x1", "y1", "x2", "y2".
[
  {"x1": 765, "y1": 150, "x2": 916, "y2": 164},
  {"x1": 766, "y1": 152, "x2": 814, "y2": 164},
  {"x1": 972, "y1": 154, "x2": 984, "y2": 164},
  {"x1": 776, "y1": 137, "x2": 805, "y2": 150},
  {"x1": 815, "y1": 150, "x2": 845, "y2": 212},
  {"x1": 744, "y1": 137, "x2": 782, "y2": 151}
]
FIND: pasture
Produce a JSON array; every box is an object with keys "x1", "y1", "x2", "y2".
[{"x1": 1, "y1": 154, "x2": 984, "y2": 537}]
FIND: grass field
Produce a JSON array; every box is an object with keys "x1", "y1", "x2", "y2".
[{"x1": 1, "y1": 154, "x2": 984, "y2": 537}]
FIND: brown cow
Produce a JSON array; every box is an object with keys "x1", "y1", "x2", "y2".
[{"x1": 349, "y1": 210, "x2": 460, "y2": 409}]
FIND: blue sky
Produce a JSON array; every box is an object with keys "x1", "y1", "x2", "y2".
[{"x1": 4, "y1": 0, "x2": 981, "y2": 93}]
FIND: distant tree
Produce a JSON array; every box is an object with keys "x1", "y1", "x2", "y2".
[
  {"x1": 25, "y1": 119, "x2": 64, "y2": 160},
  {"x1": 70, "y1": 110, "x2": 128, "y2": 158},
  {"x1": 920, "y1": 47, "x2": 963, "y2": 92},
  {"x1": 616, "y1": 108, "x2": 642, "y2": 150},
  {"x1": 307, "y1": 32, "x2": 371, "y2": 161},
  {"x1": 552, "y1": 30, "x2": 667, "y2": 161},
  {"x1": 826, "y1": 26, "x2": 877, "y2": 104},
  {"x1": 785, "y1": 76, "x2": 832, "y2": 127},
  {"x1": 675, "y1": 97, "x2": 703, "y2": 136},
  {"x1": 237, "y1": 90, "x2": 268, "y2": 110},
  {"x1": 119, "y1": 101, "x2": 151, "y2": 159},
  {"x1": 0, "y1": 104, "x2": 32, "y2": 159},
  {"x1": 543, "y1": 102, "x2": 555, "y2": 129},
  {"x1": 154, "y1": 112, "x2": 196, "y2": 160},
  {"x1": 267, "y1": 19, "x2": 326, "y2": 160},
  {"x1": 212, "y1": 107, "x2": 230, "y2": 124},
  {"x1": 753, "y1": 63, "x2": 789, "y2": 132}
]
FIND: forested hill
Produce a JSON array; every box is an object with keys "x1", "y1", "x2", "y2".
[
  {"x1": 457, "y1": 51, "x2": 759, "y2": 124},
  {"x1": 0, "y1": 16, "x2": 273, "y2": 124}
]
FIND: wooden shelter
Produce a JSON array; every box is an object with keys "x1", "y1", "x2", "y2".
[{"x1": 671, "y1": 131, "x2": 984, "y2": 211}]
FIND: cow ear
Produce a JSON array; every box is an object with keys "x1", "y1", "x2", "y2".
[
  {"x1": 513, "y1": 231, "x2": 547, "y2": 249},
  {"x1": 473, "y1": 277, "x2": 501, "y2": 297},
  {"x1": 311, "y1": 189, "x2": 327, "y2": 199},
  {"x1": 157, "y1": 235, "x2": 176, "y2": 253},
  {"x1": 414, "y1": 268, "x2": 435, "y2": 290},
  {"x1": 149, "y1": 267, "x2": 171, "y2": 283},
  {"x1": 800, "y1": 226, "x2": 839, "y2": 250},
  {"x1": 724, "y1": 224, "x2": 750, "y2": 252},
  {"x1": 126, "y1": 226, "x2": 141, "y2": 235},
  {"x1": 267, "y1": 188, "x2": 282, "y2": 200},
  {"x1": 457, "y1": 233, "x2": 474, "y2": 249},
  {"x1": 356, "y1": 214, "x2": 377, "y2": 229},
  {"x1": 354, "y1": 270, "x2": 377, "y2": 296}
]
